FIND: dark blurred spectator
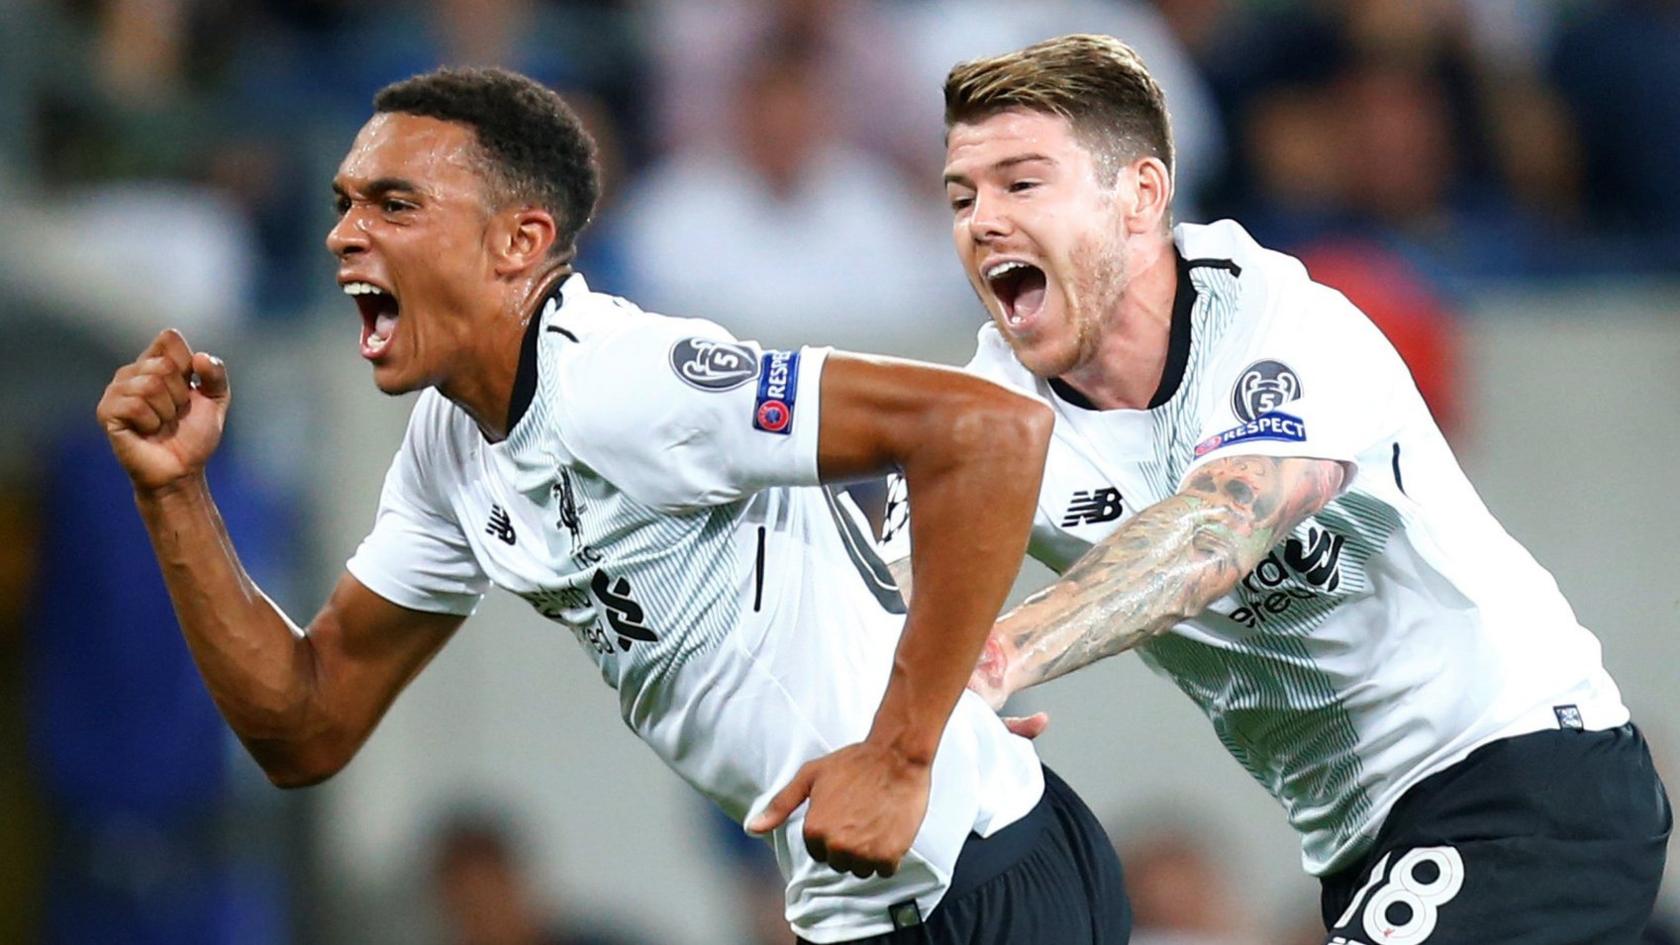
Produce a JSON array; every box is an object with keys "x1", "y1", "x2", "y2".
[
  {"x1": 1232, "y1": 84, "x2": 1352, "y2": 248},
  {"x1": 1331, "y1": 61, "x2": 1541, "y2": 284},
  {"x1": 26, "y1": 425, "x2": 292, "y2": 945},
  {"x1": 431, "y1": 810, "x2": 644, "y2": 945},
  {"x1": 1119, "y1": 822, "x2": 1263, "y2": 945},
  {"x1": 646, "y1": 0, "x2": 923, "y2": 178},
  {"x1": 1549, "y1": 0, "x2": 1680, "y2": 269},
  {"x1": 616, "y1": 33, "x2": 972, "y2": 358},
  {"x1": 1155, "y1": 0, "x2": 1347, "y2": 214},
  {"x1": 0, "y1": 475, "x2": 45, "y2": 945}
]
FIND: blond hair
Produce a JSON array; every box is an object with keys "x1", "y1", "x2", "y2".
[{"x1": 944, "y1": 34, "x2": 1174, "y2": 185}]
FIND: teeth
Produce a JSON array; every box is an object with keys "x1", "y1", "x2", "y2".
[
  {"x1": 342, "y1": 282, "x2": 387, "y2": 296},
  {"x1": 986, "y1": 261, "x2": 1028, "y2": 281}
]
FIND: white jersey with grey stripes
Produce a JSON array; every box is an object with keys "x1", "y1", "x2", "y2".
[
  {"x1": 879, "y1": 220, "x2": 1628, "y2": 876},
  {"x1": 347, "y1": 275, "x2": 1043, "y2": 942}
]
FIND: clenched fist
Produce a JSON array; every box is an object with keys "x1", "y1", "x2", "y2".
[
  {"x1": 96, "y1": 329, "x2": 230, "y2": 493},
  {"x1": 747, "y1": 740, "x2": 932, "y2": 879}
]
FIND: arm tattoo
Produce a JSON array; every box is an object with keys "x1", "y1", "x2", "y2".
[{"x1": 996, "y1": 456, "x2": 1344, "y2": 693}]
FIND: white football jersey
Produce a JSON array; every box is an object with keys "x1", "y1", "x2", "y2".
[
  {"x1": 879, "y1": 221, "x2": 1628, "y2": 875},
  {"x1": 346, "y1": 275, "x2": 1043, "y2": 942}
]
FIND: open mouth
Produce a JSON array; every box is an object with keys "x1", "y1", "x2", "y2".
[
  {"x1": 985, "y1": 261, "x2": 1047, "y2": 328},
  {"x1": 344, "y1": 282, "x2": 400, "y2": 359}
]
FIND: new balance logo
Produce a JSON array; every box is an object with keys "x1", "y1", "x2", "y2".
[
  {"x1": 485, "y1": 504, "x2": 516, "y2": 545},
  {"x1": 1061, "y1": 487, "x2": 1124, "y2": 527}
]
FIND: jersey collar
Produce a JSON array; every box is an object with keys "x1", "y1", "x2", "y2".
[
  {"x1": 493, "y1": 273, "x2": 587, "y2": 494},
  {"x1": 504, "y1": 272, "x2": 578, "y2": 434}
]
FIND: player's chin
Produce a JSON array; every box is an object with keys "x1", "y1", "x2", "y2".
[
  {"x1": 1010, "y1": 336, "x2": 1078, "y2": 380},
  {"x1": 368, "y1": 360, "x2": 421, "y2": 397}
]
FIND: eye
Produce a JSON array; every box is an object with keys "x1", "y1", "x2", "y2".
[
  {"x1": 333, "y1": 195, "x2": 351, "y2": 215},
  {"x1": 382, "y1": 198, "x2": 414, "y2": 214},
  {"x1": 949, "y1": 194, "x2": 974, "y2": 213},
  {"x1": 1007, "y1": 179, "x2": 1039, "y2": 194}
]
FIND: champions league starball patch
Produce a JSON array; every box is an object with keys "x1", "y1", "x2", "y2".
[
  {"x1": 669, "y1": 337, "x2": 760, "y2": 391},
  {"x1": 753, "y1": 350, "x2": 801, "y2": 434},
  {"x1": 1232, "y1": 359, "x2": 1302, "y2": 422},
  {"x1": 1195, "y1": 411, "x2": 1308, "y2": 457}
]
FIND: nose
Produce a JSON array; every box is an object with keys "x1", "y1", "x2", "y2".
[
  {"x1": 325, "y1": 207, "x2": 368, "y2": 258},
  {"x1": 965, "y1": 191, "x2": 1013, "y2": 244}
]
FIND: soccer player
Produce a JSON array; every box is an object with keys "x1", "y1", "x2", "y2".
[
  {"x1": 94, "y1": 69, "x2": 1129, "y2": 944},
  {"x1": 881, "y1": 34, "x2": 1672, "y2": 945}
]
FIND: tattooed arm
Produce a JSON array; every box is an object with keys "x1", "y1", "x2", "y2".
[{"x1": 969, "y1": 455, "x2": 1345, "y2": 709}]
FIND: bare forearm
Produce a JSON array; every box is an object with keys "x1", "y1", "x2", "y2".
[
  {"x1": 994, "y1": 456, "x2": 1344, "y2": 695},
  {"x1": 136, "y1": 477, "x2": 318, "y2": 740},
  {"x1": 869, "y1": 402, "x2": 1051, "y2": 763}
]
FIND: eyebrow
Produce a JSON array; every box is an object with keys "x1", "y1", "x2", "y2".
[
  {"x1": 943, "y1": 153, "x2": 1057, "y2": 186},
  {"x1": 331, "y1": 177, "x2": 423, "y2": 201}
]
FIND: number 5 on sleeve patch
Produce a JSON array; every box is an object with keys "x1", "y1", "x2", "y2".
[{"x1": 753, "y1": 350, "x2": 801, "y2": 434}]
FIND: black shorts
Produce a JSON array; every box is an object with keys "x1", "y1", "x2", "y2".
[
  {"x1": 811, "y1": 766, "x2": 1131, "y2": 945},
  {"x1": 1320, "y1": 723, "x2": 1671, "y2": 945}
]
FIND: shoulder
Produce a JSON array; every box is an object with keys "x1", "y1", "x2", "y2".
[
  {"x1": 1178, "y1": 220, "x2": 1390, "y2": 357},
  {"x1": 549, "y1": 294, "x2": 760, "y2": 458},
  {"x1": 556, "y1": 297, "x2": 748, "y2": 403},
  {"x1": 402, "y1": 388, "x2": 475, "y2": 461},
  {"x1": 962, "y1": 322, "x2": 1043, "y2": 394}
]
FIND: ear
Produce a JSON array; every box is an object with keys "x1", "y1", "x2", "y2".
[
  {"x1": 491, "y1": 207, "x2": 560, "y2": 276},
  {"x1": 1125, "y1": 156, "x2": 1174, "y2": 235}
]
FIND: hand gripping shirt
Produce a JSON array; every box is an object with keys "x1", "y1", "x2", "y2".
[
  {"x1": 879, "y1": 221, "x2": 1628, "y2": 876},
  {"x1": 346, "y1": 275, "x2": 1043, "y2": 942}
]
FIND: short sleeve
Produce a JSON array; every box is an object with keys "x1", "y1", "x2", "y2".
[
  {"x1": 557, "y1": 317, "x2": 830, "y2": 511},
  {"x1": 346, "y1": 394, "x2": 490, "y2": 615},
  {"x1": 1181, "y1": 284, "x2": 1407, "y2": 487}
]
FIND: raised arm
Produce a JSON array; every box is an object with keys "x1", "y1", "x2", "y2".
[
  {"x1": 970, "y1": 454, "x2": 1344, "y2": 709},
  {"x1": 749, "y1": 352, "x2": 1051, "y2": 876},
  {"x1": 98, "y1": 329, "x2": 463, "y2": 787}
]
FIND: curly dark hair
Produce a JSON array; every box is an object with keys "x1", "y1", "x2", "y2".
[{"x1": 374, "y1": 67, "x2": 600, "y2": 258}]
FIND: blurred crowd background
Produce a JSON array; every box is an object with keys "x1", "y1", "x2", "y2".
[{"x1": 1, "y1": 0, "x2": 1677, "y2": 943}]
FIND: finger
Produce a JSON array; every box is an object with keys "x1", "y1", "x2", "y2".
[
  {"x1": 106, "y1": 394, "x2": 167, "y2": 436},
  {"x1": 144, "y1": 328, "x2": 194, "y2": 373},
  {"x1": 850, "y1": 861, "x2": 876, "y2": 880},
  {"x1": 109, "y1": 361, "x2": 140, "y2": 385},
  {"x1": 147, "y1": 357, "x2": 193, "y2": 409},
  {"x1": 1002, "y1": 712, "x2": 1051, "y2": 740},
  {"x1": 805, "y1": 830, "x2": 830, "y2": 867},
  {"x1": 746, "y1": 764, "x2": 817, "y2": 835},
  {"x1": 191, "y1": 351, "x2": 230, "y2": 401},
  {"x1": 125, "y1": 372, "x2": 180, "y2": 428}
]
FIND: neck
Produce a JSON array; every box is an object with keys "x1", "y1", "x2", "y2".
[
  {"x1": 1059, "y1": 236, "x2": 1176, "y2": 410},
  {"x1": 440, "y1": 265, "x2": 570, "y2": 442}
]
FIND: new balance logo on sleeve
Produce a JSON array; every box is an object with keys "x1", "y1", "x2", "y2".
[
  {"x1": 486, "y1": 504, "x2": 517, "y2": 545},
  {"x1": 1061, "y1": 488, "x2": 1124, "y2": 527}
]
